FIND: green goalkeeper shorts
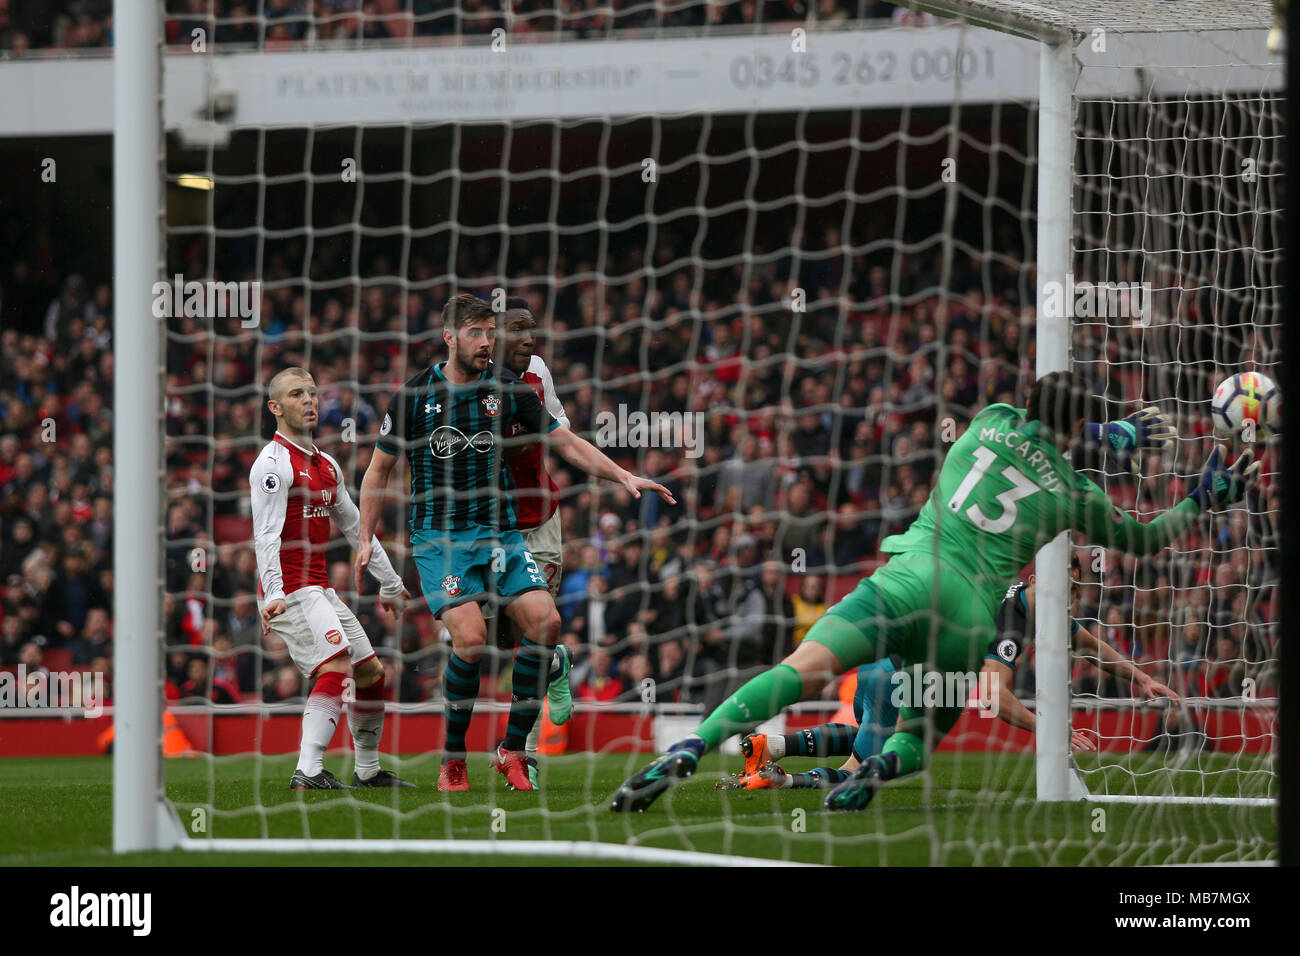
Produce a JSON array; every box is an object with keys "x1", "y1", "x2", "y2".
[{"x1": 803, "y1": 552, "x2": 996, "y2": 738}]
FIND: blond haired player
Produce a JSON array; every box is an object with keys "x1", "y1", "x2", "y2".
[{"x1": 251, "y1": 366, "x2": 413, "y2": 790}]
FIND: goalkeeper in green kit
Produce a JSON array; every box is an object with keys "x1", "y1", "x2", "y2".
[{"x1": 611, "y1": 371, "x2": 1260, "y2": 813}]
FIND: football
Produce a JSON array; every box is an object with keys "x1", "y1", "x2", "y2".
[{"x1": 1211, "y1": 371, "x2": 1280, "y2": 439}]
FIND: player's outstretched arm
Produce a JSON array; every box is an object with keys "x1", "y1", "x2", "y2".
[
  {"x1": 980, "y1": 658, "x2": 1096, "y2": 752},
  {"x1": 355, "y1": 447, "x2": 400, "y2": 593},
  {"x1": 546, "y1": 425, "x2": 677, "y2": 504},
  {"x1": 1071, "y1": 622, "x2": 1181, "y2": 704},
  {"x1": 1073, "y1": 444, "x2": 1260, "y2": 555}
]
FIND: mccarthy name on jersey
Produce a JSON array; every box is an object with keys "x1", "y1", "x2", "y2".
[{"x1": 976, "y1": 422, "x2": 1066, "y2": 494}]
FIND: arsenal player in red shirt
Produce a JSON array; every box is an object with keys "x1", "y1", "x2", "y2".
[
  {"x1": 489, "y1": 299, "x2": 577, "y2": 787},
  {"x1": 250, "y1": 366, "x2": 413, "y2": 789}
]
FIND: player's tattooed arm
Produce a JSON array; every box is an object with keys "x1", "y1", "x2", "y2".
[{"x1": 546, "y1": 426, "x2": 677, "y2": 504}]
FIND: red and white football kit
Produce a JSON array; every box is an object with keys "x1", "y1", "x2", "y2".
[
  {"x1": 504, "y1": 353, "x2": 569, "y2": 596},
  {"x1": 250, "y1": 433, "x2": 403, "y2": 677}
]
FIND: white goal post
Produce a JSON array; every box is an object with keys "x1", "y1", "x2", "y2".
[{"x1": 112, "y1": 0, "x2": 169, "y2": 853}]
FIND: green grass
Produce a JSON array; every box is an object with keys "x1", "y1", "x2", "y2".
[{"x1": 0, "y1": 752, "x2": 1277, "y2": 866}]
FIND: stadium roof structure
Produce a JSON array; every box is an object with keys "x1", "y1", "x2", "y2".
[{"x1": 912, "y1": 0, "x2": 1273, "y2": 41}]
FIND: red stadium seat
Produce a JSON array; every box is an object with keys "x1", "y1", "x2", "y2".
[
  {"x1": 214, "y1": 515, "x2": 253, "y2": 545},
  {"x1": 43, "y1": 649, "x2": 73, "y2": 672}
]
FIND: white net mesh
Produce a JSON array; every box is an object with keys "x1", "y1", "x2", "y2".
[
  {"x1": 145, "y1": 2, "x2": 1279, "y2": 863},
  {"x1": 1068, "y1": 36, "x2": 1280, "y2": 811}
]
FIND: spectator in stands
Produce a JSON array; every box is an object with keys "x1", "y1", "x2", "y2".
[
  {"x1": 577, "y1": 646, "x2": 624, "y2": 702},
  {"x1": 791, "y1": 574, "x2": 826, "y2": 645},
  {"x1": 43, "y1": 550, "x2": 109, "y2": 644},
  {"x1": 619, "y1": 653, "x2": 653, "y2": 700},
  {"x1": 67, "y1": 606, "x2": 112, "y2": 664},
  {"x1": 652, "y1": 638, "x2": 687, "y2": 698},
  {"x1": 1, "y1": 615, "x2": 25, "y2": 667},
  {"x1": 264, "y1": 663, "x2": 303, "y2": 703},
  {"x1": 604, "y1": 536, "x2": 658, "y2": 640},
  {"x1": 1201, "y1": 632, "x2": 1244, "y2": 699},
  {"x1": 18, "y1": 641, "x2": 48, "y2": 680},
  {"x1": 715, "y1": 435, "x2": 775, "y2": 514}
]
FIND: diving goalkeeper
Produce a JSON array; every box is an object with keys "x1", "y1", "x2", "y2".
[{"x1": 612, "y1": 371, "x2": 1257, "y2": 812}]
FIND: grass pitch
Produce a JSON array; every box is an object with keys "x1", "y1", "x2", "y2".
[{"x1": 0, "y1": 751, "x2": 1276, "y2": 866}]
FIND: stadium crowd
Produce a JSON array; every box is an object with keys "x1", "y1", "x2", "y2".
[
  {"x1": 0, "y1": 0, "x2": 939, "y2": 54},
  {"x1": 0, "y1": 215, "x2": 1281, "y2": 717}
]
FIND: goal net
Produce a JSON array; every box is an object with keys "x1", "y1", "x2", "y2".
[{"x1": 130, "y1": 0, "x2": 1280, "y2": 864}]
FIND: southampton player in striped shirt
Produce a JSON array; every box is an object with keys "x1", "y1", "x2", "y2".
[
  {"x1": 355, "y1": 293, "x2": 675, "y2": 792},
  {"x1": 613, "y1": 370, "x2": 1257, "y2": 812},
  {"x1": 250, "y1": 367, "x2": 414, "y2": 790},
  {"x1": 722, "y1": 576, "x2": 1178, "y2": 791}
]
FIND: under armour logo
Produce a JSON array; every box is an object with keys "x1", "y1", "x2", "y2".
[{"x1": 426, "y1": 403, "x2": 441, "y2": 414}]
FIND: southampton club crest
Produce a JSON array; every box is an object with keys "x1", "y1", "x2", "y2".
[
  {"x1": 442, "y1": 575, "x2": 462, "y2": 597},
  {"x1": 482, "y1": 393, "x2": 500, "y2": 417}
]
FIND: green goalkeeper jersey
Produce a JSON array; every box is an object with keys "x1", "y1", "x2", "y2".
[{"x1": 879, "y1": 403, "x2": 1200, "y2": 619}]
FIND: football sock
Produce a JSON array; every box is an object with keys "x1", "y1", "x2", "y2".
[
  {"x1": 298, "y1": 670, "x2": 345, "y2": 776},
  {"x1": 693, "y1": 664, "x2": 805, "y2": 752},
  {"x1": 523, "y1": 652, "x2": 564, "y2": 758},
  {"x1": 349, "y1": 670, "x2": 386, "y2": 780},
  {"x1": 787, "y1": 767, "x2": 851, "y2": 789},
  {"x1": 786, "y1": 723, "x2": 858, "y2": 758},
  {"x1": 504, "y1": 638, "x2": 549, "y2": 752},
  {"x1": 880, "y1": 731, "x2": 923, "y2": 777},
  {"x1": 442, "y1": 652, "x2": 481, "y2": 761}
]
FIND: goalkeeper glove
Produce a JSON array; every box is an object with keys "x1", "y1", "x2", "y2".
[
  {"x1": 1084, "y1": 406, "x2": 1177, "y2": 474},
  {"x1": 1187, "y1": 444, "x2": 1261, "y2": 511}
]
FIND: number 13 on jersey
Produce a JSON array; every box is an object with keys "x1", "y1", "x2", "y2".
[{"x1": 946, "y1": 446, "x2": 1039, "y2": 534}]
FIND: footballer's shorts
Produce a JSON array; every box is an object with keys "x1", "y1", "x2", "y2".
[
  {"x1": 481, "y1": 510, "x2": 564, "y2": 621},
  {"x1": 261, "y1": 586, "x2": 376, "y2": 679},
  {"x1": 412, "y1": 526, "x2": 550, "y2": 619},
  {"x1": 851, "y1": 658, "x2": 900, "y2": 762},
  {"x1": 804, "y1": 552, "x2": 996, "y2": 744}
]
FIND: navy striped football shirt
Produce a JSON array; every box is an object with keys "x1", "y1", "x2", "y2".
[{"x1": 377, "y1": 362, "x2": 560, "y2": 532}]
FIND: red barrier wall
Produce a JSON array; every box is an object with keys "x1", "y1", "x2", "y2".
[{"x1": 0, "y1": 705, "x2": 1275, "y2": 756}]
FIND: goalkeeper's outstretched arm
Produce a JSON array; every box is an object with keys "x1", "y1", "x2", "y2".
[{"x1": 1072, "y1": 444, "x2": 1260, "y2": 555}]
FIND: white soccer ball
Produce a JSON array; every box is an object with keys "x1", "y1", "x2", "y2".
[{"x1": 1210, "y1": 371, "x2": 1280, "y2": 440}]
